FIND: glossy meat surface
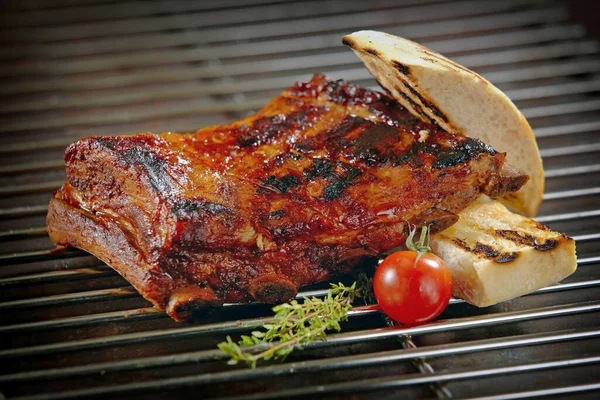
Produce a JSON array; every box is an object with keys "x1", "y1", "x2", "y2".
[{"x1": 47, "y1": 74, "x2": 527, "y2": 321}]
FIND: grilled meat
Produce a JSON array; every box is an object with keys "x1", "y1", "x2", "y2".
[{"x1": 47, "y1": 74, "x2": 527, "y2": 321}]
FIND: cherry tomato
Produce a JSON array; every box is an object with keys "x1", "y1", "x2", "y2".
[{"x1": 373, "y1": 251, "x2": 452, "y2": 324}]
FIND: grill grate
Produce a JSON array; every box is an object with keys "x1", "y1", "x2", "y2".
[{"x1": 1, "y1": 0, "x2": 600, "y2": 398}]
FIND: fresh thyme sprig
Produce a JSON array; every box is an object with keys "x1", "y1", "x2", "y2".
[
  {"x1": 218, "y1": 282, "x2": 361, "y2": 368},
  {"x1": 356, "y1": 271, "x2": 376, "y2": 306}
]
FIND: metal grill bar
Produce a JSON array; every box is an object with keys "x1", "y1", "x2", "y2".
[
  {"x1": 535, "y1": 120, "x2": 600, "y2": 138},
  {"x1": 0, "y1": 181, "x2": 66, "y2": 196},
  {"x1": 0, "y1": 205, "x2": 49, "y2": 219},
  {"x1": 536, "y1": 209, "x2": 600, "y2": 223},
  {"x1": 4, "y1": 46, "x2": 597, "y2": 115},
  {"x1": 0, "y1": 287, "x2": 137, "y2": 311},
  {"x1": 2, "y1": 273, "x2": 598, "y2": 335},
  {"x1": 4, "y1": 0, "x2": 450, "y2": 45},
  {"x1": 576, "y1": 256, "x2": 600, "y2": 265},
  {"x1": 0, "y1": 305, "x2": 368, "y2": 359},
  {"x1": 543, "y1": 187, "x2": 600, "y2": 201},
  {"x1": 540, "y1": 143, "x2": 600, "y2": 158},
  {"x1": 507, "y1": 79, "x2": 600, "y2": 102},
  {"x1": 1, "y1": 0, "x2": 262, "y2": 15},
  {"x1": 0, "y1": 307, "x2": 164, "y2": 335},
  {"x1": 2, "y1": 34, "x2": 592, "y2": 93},
  {"x1": 2, "y1": 327, "x2": 597, "y2": 388},
  {"x1": 0, "y1": 248, "x2": 85, "y2": 265},
  {"x1": 523, "y1": 100, "x2": 600, "y2": 120},
  {"x1": 0, "y1": 285, "x2": 358, "y2": 313},
  {"x1": 3, "y1": 300, "x2": 598, "y2": 360},
  {"x1": 0, "y1": 98, "x2": 266, "y2": 133},
  {"x1": 14, "y1": 355, "x2": 600, "y2": 400},
  {"x1": 210, "y1": 356, "x2": 600, "y2": 400},
  {"x1": 0, "y1": 0, "x2": 548, "y2": 46},
  {"x1": 0, "y1": 161, "x2": 65, "y2": 175},
  {"x1": 464, "y1": 383, "x2": 600, "y2": 400},
  {"x1": 545, "y1": 164, "x2": 600, "y2": 178},
  {"x1": 1, "y1": 78, "x2": 597, "y2": 171},
  {"x1": 571, "y1": 233, "x2": 600, "y2": 241},
  {"x1": 3, "y1": 77, "x2": 599, "y2": 138},
  {"x1": 0, "y1": 8, "x2": 572, "y2": 63},
  {"x1": 0, "y1": 105, "x2": 597, "y2": 156},
  {"x1": 0, "y1": 8, "x2": 576, "y2": 95},
  {"x1": 0, "y1": 266, "x2": 111, "y2": 285},
  {"x1": 1, "y1": 20, "x2": 584, "y2": 90},
  {"x1": 0, "y1": 227, "x2": 48, "y2": 240},
  {"x1": 0, "y1": 0, "x2": 388, "y2": 32}
]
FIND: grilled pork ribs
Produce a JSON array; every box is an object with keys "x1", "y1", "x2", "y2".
[{"x1": 47, "y1": 74, "x2": 527, "y2": 321}]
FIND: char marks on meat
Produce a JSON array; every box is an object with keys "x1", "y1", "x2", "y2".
[{"x1": 47, "y1": 74, "x2": 527, "y2": 321}]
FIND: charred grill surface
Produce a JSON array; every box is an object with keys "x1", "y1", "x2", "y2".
[{"x1": 46, "y1": 74, "x2": 526, "y2": 321}]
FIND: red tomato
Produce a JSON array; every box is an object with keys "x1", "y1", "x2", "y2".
[{"x1": 373, "y1": 251, "x2": 453, "y2": 324}]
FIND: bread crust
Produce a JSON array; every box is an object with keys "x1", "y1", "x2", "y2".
[
  {"x1": 343, "y1": 30, "x2": 544, "y2": 217},
  {"x1": 430, "y1": 196, "x2": 577, "y2": 307}
]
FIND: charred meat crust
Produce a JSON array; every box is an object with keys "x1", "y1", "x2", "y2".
[
  {"x1": 48, "y1": 74, "x2": 528, "y2": 321},
  {"x1": 171, "y1": 200, "x2": 234, "y2": 217},
  {"x1": 261, "y1": 175, "x2": 300, "y2": 194},
  {"x1": 485, "y1": 163, "x2": 530, "y2": 199},
  {"x1": 237, "y1": 106, "x2": 327, "y2": 147}
]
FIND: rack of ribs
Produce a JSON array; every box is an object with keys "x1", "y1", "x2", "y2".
[{"x1": 47, "y1": 74, "x2": 527, "y2": 322}]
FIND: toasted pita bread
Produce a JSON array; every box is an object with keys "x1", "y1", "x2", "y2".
[
  {"x1": 343, "y1": 30, "x2": 544, "y2": 217},
  {"x1": 430, "y1": 196, "x2": 576, "y2": 307}
]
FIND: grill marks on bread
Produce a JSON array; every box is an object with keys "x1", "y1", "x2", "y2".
[
  {"x1": 451, "y1": 225, "x2": 564, "y2": 265},
  {"x1": 343, "y1": 36, "x2": 451, "y2": 126},
  {"x1": 452, "y1": 238, "x2": 519, "y2": 264},
  {"x1": 496, "y1": 229, "x2": 560, "y2": 251},
  {"x1": 429, "y1": 196, "x2": 576, "y2": 307}
]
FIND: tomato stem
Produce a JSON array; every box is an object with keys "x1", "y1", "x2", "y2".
[{"x1": 405, "y1": 222, "x2": 432, "y2": 254}]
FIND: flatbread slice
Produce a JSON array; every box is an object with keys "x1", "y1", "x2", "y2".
[
  {"x1": 343, "y1": 30, "x2": 544, "y2": 217},
  {"x1": 430, "y1": 196, "x2": 576, "y2": 307}
]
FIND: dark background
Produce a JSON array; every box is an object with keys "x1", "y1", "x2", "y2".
[{"x1": 568, "y1": 0, "x2": 600, "y2": 38}]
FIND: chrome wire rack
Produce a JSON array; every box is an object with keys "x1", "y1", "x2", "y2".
[{"x1": 1, "y1": 0, "x2": 599, "y2": 399}]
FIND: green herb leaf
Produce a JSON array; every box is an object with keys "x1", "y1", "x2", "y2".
[
  {"x1": 217, "y1": 281, "x2": 360, "y2": 368},
  {"x1": 356, "y1": 271, "x2": 376, "y2": 305}
]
